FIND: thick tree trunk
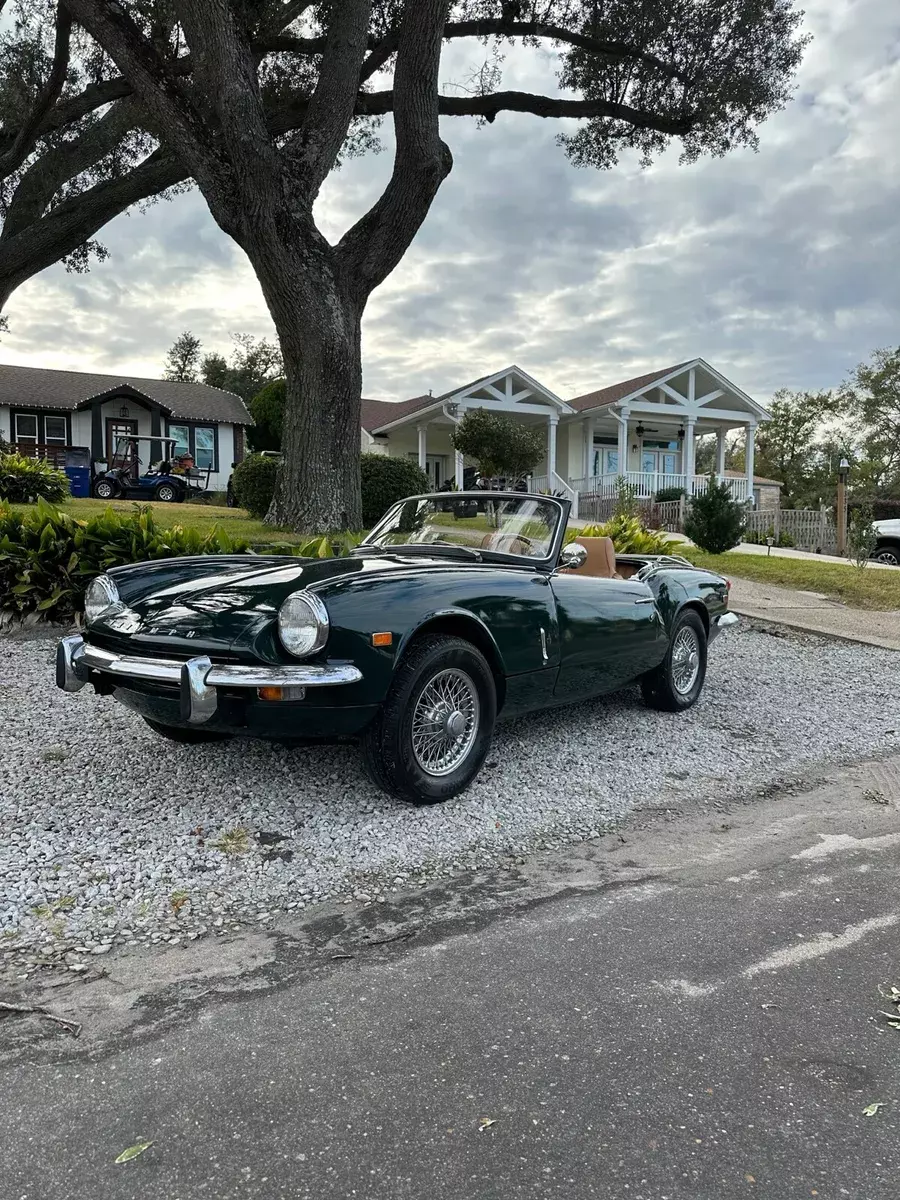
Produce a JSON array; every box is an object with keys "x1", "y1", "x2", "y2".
[{"x1": 256, "y1": 246, "x2": 365, "y2": 532}]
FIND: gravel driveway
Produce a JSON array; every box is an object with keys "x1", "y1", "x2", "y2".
[{"x1": 1, "y1": 624, "x2": 894, "y2": 973}]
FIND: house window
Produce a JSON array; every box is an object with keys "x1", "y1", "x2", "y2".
[
  {"x1": 11, "y1": 410, "x2": 71, "y2": 452},
  {"x1": 167, "y1": 422, "x2": 218, "y2": 470},
  {"x1": 13, "y1": 413, "x2": 38, "y2": 444},
  {"x1": 44, "y1": 416, "x2": 67, "y2": 446}
]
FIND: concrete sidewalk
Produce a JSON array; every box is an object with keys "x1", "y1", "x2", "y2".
[{"x1": 729, "y1": 576, "x2": 900, "y2": 650}]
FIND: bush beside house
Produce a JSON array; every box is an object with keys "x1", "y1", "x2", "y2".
[
  {"x1": 231, "y1": 453, "x2": 279, "y2": 518},
  {"x1": 0, "y1": 453, "x2": 70, "y2": 504},
  {"x1": 360, "y1": 454, "x2": 429, "y2": 528},
  {"x1": 683, "y1": 476, "x2": 745, "y2": 554}
]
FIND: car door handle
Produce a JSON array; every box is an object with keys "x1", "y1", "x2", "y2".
[{"x1": 633, "y1": 597, "x2": 656, "y2": 604}]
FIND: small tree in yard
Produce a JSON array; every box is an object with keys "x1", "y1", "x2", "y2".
[
  {"x1": 451, "y1": 409, "x2": 545, "y2": 484},
  {"x1": 848, "y1": 501, "x2": 877, "y2": 570},
  {"x1": 684, "y1": 477, "x2": 745, "y2": 555},
  {"x1": 55, "y1": 1, "x2": 808, "y2": 532}
]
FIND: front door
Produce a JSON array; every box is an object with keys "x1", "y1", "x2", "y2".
[
  {"x1": 425, "y1": 456, "x2": 445, "y2": 489},
  {"x1": 106, "y1": 418, "x2": 138, "y2": 464},
  {"x1": 550, "y1": 574, "x2": 668, "y2": 699}
]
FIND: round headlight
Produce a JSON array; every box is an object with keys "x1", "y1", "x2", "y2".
[
  {"x1": 84, "y1": 574, "x2": 121, "y2": 624},
  {"x1": 278, "y1": 590, "x2": 329, "y2": 658}
]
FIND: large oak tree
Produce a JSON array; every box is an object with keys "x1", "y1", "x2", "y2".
[{"x1": 32, "y1": 1, "x2": 809, "y2": 529}]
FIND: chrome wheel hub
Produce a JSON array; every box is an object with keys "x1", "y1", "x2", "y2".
[
  {"x1": 671, "y1": 627, "x2": 701, "y2": 694},
  {"x1": 411, "y1": 668, "x2": 480, "y2": 777}
]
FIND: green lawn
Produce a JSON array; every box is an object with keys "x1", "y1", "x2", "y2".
[
  {"x1": 10, "y1": 497, "x2": 314, "y2": 547},
  {"x1": 681, "y1": 547, "x2": 900, "y2": 611}
]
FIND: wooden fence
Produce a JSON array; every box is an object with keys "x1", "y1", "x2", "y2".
[
  {"x1": 743, "y1": 507, "x2": 837, "y2": 554},
  {"x1": 578, "y1": 493, "x2": 837, "y2": 553}
]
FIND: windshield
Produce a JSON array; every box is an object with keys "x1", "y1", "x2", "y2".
[{"x1": 363, "y1": 494, "x2": 562, "y2": 560}]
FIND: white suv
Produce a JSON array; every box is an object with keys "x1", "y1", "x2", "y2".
[{"x1": 872, "y1": 518, "x2": 900, "y2": 566}]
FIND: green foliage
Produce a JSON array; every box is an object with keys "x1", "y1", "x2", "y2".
[
  {"x1": 578, "y1": 516, "x2": 680, "y2": 555},
  {"x1": 841, "y1": 346, "x2": 900, "y2": 496},
  {"x1": 0, "y1": 499, "x2": 250, "y2": 623},
  {"x1": 0, "y1": 453, "x2": 70, "y2": 504},
  {"x1": 163, "y1": 330, "x2": 202, "y2": 382},
  {"x1": 231, "y1": 453, "x2": 279, "y2": 518},
  {"x1": 754, "y1": 388, "x2": 846, "y2": 507},
  {"x1": 848, "y1": 501, "x2": 877, "y2": 570},
  {"x1": 684, "y1": 476, "x2": 746, "y2": 554},
  {"x1": 450, "y1": 409, "x2": 545, "y2": 482},
  {"x1": 248, "y1": 378, "x2": 285, "y2": 451},
  {"x1": 613, "y1": 476, "x2": 638, "y2": 518},
  {"x1": 654, "y1": 485, "x2": 684, "y2": 503},
  {"x1": 360, "y1": 453, "x2": 429, "y2": 528},
  {"x1": 742, "y1": 528, "x2": 795, "y2": 548}
]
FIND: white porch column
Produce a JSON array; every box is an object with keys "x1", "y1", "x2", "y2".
[
  {"x1": 454, "y1": 449, "x2": 465, "y2": 490},
  {"x1": 715, "y1": 428, "x2": 726, "y2": 476},
  {"x1": 547, "y1": 414, "x2": 558, "y2": 481},
  {"x1": 416, "y1": 424, "x2": 428, "y2": 470},
  {"x1": 582, "y1": 417, "x2": 595, "y2": 481},
  {"x1": 616, "y1": 406, "x2": 630, "y2": 476},
  {"x1": 683, "y1": 416, "x2": 697, "y2": 492},
  {"x1": 745, "y1": 423, "x2": 757, "y2": 504}
]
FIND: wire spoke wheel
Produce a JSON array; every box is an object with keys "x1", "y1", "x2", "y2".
[
  {"x1": 671, "y1": 626, "x2": 701, "y2": 695},
  {"x1": 411, "y1": 667, "x2": 480, "y2": 777}
]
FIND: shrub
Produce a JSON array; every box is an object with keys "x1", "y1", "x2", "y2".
[
  {"x1": 360, "y1": 453, "x2": 429, "y2": 528},
  {"x1": 742, "y1": 527, "x2": 795, "y2": 548},
  {"x1": 0, "y1": 499, "x2": 250, "y2": 623},
  {"x1": 654, "y1": 485, "x2": 684, "y2": 503},
  {"x1": 248, "y1": 378, "x2": 285, "y2": 451},
  {"x1": 684, "y1": 476, "x2": 745, "y2": 554},
  {"x1": 0, "y1": 452, "x2": 70, "y2": 504},
  {"x1": 571, "y1": 515, "x2": 679, "y2": 555},
  {"x1": 232, "y1": 453, "x2": 279, "y2": 518},
  {"x1": 848, "y1": 501, "x2": 877, "y2": 569}
]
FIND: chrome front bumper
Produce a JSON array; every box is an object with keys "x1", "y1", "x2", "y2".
[{"x1": 56, "y1": 635, "x2": 362, "y2": 725}]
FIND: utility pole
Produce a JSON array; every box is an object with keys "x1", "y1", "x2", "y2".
[{"x1": 836, "y1": 457, "x2": 850, "y2": 556}]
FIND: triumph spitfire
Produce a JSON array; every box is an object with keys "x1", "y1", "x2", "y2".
[{"x1": 56, "y1": 492, "x2": 737, "y2": 804}]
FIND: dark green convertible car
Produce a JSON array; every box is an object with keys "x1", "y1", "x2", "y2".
[{"x1": 57, "y1": 492, "x2": 736, "y2": 804}]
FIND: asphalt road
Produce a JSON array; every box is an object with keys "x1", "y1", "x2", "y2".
[{"x1": 2, "y1": 757, "x2": 900, "y2": 1200}]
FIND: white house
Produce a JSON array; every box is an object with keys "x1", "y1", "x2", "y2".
[
  {"x1": 362, "y1": 359, "x2": 772, "y2": 516},
  {"x1": 0, "y1": 363, "x2": 252, "y2": 492}
]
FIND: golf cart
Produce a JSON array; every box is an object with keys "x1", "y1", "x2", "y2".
[{"x1": 92, "y1": 436, "x2": 211, "y2": 503}]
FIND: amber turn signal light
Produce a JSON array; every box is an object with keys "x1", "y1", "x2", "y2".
[
  {"x1": 258, "y1": 686, "x2": 284, "y2": 701},
  {"x1": 372, "y1": 632, "x2": 392, "y2": 647}
]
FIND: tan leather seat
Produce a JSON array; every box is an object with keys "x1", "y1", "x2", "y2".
[
  {"x1": 564, "y1": 535, "x2": 622, "y2": 579},
  {"x1": 481, "y1": 532, "x2": 531, "y2": 555}
]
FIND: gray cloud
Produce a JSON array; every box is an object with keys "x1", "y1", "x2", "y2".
[{"x1": 3, "y1": 0, "x2": 900, "y2": 408}]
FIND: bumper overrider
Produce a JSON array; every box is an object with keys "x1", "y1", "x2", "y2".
[{"x1": 56, "y1": 635, "x2": 363, "y2": 726}]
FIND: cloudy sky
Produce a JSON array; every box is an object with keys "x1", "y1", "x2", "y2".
[{"x1": 3, "y1": 0, "x2": 899, "y2": 404}]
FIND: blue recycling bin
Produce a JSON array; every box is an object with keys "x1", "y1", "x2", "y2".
[{"x1": 64, "y1": 447, "x2": 91, "y2": 498}]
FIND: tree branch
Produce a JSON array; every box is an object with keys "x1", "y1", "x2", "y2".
[
  {"x1": 0, "y1": 4, "x2": 73, "y2": 178},
  {"x1": 289, "y1": 0, "x2": 373, "y2": 202},
  {"x1": 354, "y1": 89, "x2": 693, "y2": 135},
  {"x1": 0, "y1": 148, "x2": 185, "y2": 309},
  {"x1": 2, "y1": 99, "x2": 142, "y2": 242},
  {"x1": 64, "y1": 0, "x2": 211, "y2": 181},
  {"x1": 338, "y1": 0, "x2": 452, "y2": 295}
]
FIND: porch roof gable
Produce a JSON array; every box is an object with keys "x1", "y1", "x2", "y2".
[
  {"x1": 362, "y1": 364, "x2": 573, "y2": 434},
  {"x1": 569, "y1": 358, "x2": 771, "y2": 423}
]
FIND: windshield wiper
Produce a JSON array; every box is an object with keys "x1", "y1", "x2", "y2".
[{"x1": 392, "y1": 543, "x2": 482, "y2": 561}]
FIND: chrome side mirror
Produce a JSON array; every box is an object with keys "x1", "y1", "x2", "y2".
[{"x1": 558, "y1": 542, "x2": 587, "y2": 570}]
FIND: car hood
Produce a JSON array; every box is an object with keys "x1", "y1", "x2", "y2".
[
  {"x1": 874, "y1": 518, "x2": 900, "y2": 534},
  {"x1": 94, "y1": 551, "x2": 509, "y2": 660}
]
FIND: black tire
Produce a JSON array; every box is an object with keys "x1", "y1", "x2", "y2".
[
  {"x1": 641, "y1": 609, "x2": 708, "y2": 713},
  {"x1": 92, "y1": 478, "x2": 118, "y2": 500},
  {"x1": 143, "y1": 718, "x2": 232, "y2": 744},
  {"x1": 361, "y1": 634, "x2": 497, "y2": 804},
  {"x1": 153, "y1": 483, "x2": 179, "y2": 503},
  {"x1": 872, "y1": 542, "x2": 900, "y2": 566}
]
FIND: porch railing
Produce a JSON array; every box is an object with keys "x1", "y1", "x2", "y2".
[
  {"x1": 9, "y1": 441, "x2": 73, "y2": 467},
  {"x1": 570, "y1": 472, "x2": 751, "y2": 503}
]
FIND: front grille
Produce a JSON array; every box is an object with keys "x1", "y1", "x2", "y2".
[{"x1": 84, "y1": 631, "x2": 244, "y2": 664}]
